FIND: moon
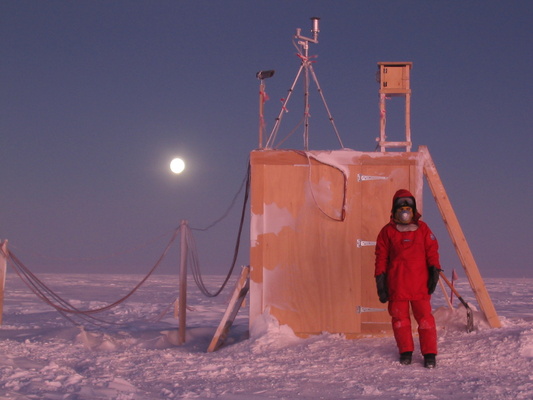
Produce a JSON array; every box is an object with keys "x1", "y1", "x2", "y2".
[{"x1": 170, "y1": 158, "x2": 186, "y2": 174}]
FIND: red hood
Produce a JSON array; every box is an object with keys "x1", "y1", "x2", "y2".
[
  {"x1": 393, "y1": 189, "x2": 414, "y2": 202},
  {"x1": 391, "y1": 189, "x2": 421, "y2": 222}
]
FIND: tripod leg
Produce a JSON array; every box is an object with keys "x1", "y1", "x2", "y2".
[
  {"x1": 308, "y1": 64, "x2": 345, "y2": 148},
  {"x1": 265, "y1": 64, "x2": 305, "y2": 149}
]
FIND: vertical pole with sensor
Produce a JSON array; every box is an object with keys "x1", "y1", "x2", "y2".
[{"x1": 256, "y1": 70, "x2": 275, "y2": 149}]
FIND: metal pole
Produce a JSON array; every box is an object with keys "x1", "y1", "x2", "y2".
[
  {"x1": 265, "y1": 65, "x2": 304, "y2": 149},
  {"x1": 302, "y1": 42, "x2": 310, "y2": 150},
  {"x1": 259, "y1": 81, "x2": 265, "y2": 149},
  {"x1": 0, "y1": 240, "x2": 8, "y2": 326},
  {"x1": 178, "y1": 220, "x2": 188, "y2": 344},
  {"x1": 307, "y1": 63, "x2": 344, "y2": 149}
]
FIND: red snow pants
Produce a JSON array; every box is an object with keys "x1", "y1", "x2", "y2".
[{"x1": 388, "y1": 300, "x2": 437, "y2": 355}]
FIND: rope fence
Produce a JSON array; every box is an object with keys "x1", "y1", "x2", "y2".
[{"x1": 0, "y1": 161, "x2": 251, "y2": 335}]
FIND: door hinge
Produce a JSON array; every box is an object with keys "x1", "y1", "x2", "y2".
[
  {"x1": 357, "y1": 239, "x2": 376, "y2": 248},
  {"x1": 356, "y1": 306, "x2": 387, "y2": 313},
  {"x1": 357, "y1": 174, "x2": 388, "y2": 182}
]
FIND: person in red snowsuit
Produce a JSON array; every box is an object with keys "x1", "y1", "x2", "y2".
[{"x1": 374, "y1": 189, "x2": 441, "y2": 368}]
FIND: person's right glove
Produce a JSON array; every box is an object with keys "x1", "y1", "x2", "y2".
[
  {"x1": 427, "y1": 266, "x2": 441, "y2": 295},
  {"x1": 375, "y1": 273, "x2": 389, "y2": 303}
]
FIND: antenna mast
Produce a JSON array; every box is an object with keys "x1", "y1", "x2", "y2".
[{"x1": 265, "y1": 17, "x2": 344, "y2": 150}]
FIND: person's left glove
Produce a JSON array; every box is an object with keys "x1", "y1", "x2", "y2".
[
  {"x1": 427, "y1": 266, "x2": 441, "y2": 294},
  {"x1": 375, "y1": 274, "x2": 389, "y2": 303}
]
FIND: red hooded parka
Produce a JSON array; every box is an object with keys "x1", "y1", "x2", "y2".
[{"x1": 374, "y1": 189, "x2": 441, "y2": 301}]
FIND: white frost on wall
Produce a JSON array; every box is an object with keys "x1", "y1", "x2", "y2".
[
  {"x1": 262, "y1": 265, "x2": 299, "y2": 314},
  {"x1": 308, "y1": 177, "x2": 333, "y2": 205},
  {"x1": 250, "y1": 203, "x2": 296, "y2": 247},
  {"x1": 306, "y1": 176, "x2": 345, "y2": 219},
  {"x1": 249, "y1": 307, "x2": 301, "y2": 346},
  {"x1": 307, "y1": 149, "x2": 358, "y2": 178}
]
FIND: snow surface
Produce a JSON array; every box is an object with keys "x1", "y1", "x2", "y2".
[{"x1": 0, "y1": 272, "x2": 532, "y2": 400}]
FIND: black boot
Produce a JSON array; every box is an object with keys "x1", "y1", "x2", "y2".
[
  {"x1": 399, "y1": 352, "x2": 413, "y2": 365},
  {"x1": 424, "y1": 354, "x2": 436, "y2": 369}
]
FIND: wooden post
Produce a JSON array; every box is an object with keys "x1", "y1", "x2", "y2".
[
  {"x1": 178, "y1": 220, "x2": 188, "y2": 344},
  {"x1": 379, "y1": 93, "x2": 386, "y2": 152},
  {"x1": 207, "y1": 266, "x2": 250, "y2": 352},
  {"x1": 0, "y1": 240, "x2": 7, "y2": 325},
  {"x1": 420, "y1": 146, "x2": 501, "y2": 328},
  {"x1": 405, "y1": 91, "x2": 412, "y2": 152}
]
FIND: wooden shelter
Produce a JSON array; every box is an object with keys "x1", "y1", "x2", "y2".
[
  {"x1": 249, "y1": 147, "x2": 500, "y2": 337},
  {"x1": 248, "y1": 59, "x2": 500, "y2": 338},
  {"x1": 249, "y1": 149, "x2": 423, "y2": 337}
]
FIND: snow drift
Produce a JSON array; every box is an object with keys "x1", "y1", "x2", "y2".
[{"x1": 0, "y1": 273, "x2": 532, "y2": 399}]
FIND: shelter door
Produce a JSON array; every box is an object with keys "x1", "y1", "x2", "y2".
[{"x1": 358, "y1": 164, "x2": 412, "y2": 333}]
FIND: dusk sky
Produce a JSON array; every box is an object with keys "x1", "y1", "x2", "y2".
[{"x1": 1, "y1": 1, "x2": 532, "y2": 278}]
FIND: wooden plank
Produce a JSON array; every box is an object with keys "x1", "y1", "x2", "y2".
[
  {"x1": 251, "y1": 149, "x2": 420, "y2": 167},
  {"x1": 207, "y1": 266, "x2": 250, "y2": 352},
  {"x1": 420, "y1": 146, "x2": 501, "y2": 328},
  {"x1": 0, "y1": 240, "x2": 7, "y2": 325}
]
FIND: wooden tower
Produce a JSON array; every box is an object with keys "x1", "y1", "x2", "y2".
[{"x1": 377, "y1": 62, "x2": 412, "y2": 152}]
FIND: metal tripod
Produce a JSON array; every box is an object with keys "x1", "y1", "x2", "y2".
[{"x1": 265, "y1": 18, "x2": 344, "y2": 150}]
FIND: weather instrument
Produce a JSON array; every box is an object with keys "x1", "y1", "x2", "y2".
[
  {"x1": 256, "y1": 70, "x2": 275, "y2": 149},
  {"x1": 263, "y1": 17, "x2": 344, "y2": 150}
]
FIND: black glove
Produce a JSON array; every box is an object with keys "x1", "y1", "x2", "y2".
[
  {"x1": 427, "y1": 266, "x2": 441, "y2": 295},
  {"x1": 375, "y1": 274, "x2": 389, "y2": 303}
]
